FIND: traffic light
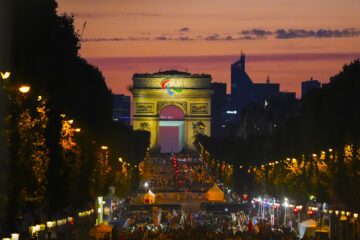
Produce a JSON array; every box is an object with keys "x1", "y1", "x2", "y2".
[
  {"x1": 293, "y1": 207, "x2": 298, "y2": 213},
  {"x1": 243, "y1": 194, "x2": 247, "y2": 200},
  {"x1": 308, "y1": 210, "x2": 313, "y2": 215}
]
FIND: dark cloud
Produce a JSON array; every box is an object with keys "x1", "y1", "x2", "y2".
[
  {"x1": 274, "y1": 28, "x2": 360, "y2": 39},
  {"x1": 205, "y1": 34, "x2": 220, "y2": 40},
  {"x1": 75, "y1": 12, "x2": 160, "y2": 18},
  {"x1": 82, "y1": 37, "x2": 124, "y2": 42},
  {"x1": 239, "y1": 28, "x2": 360, "y2": 39},
  {"x1": 177, "y1": 36, "x2": 194, "y2": 41},
  {"x1": 240, "y1": 29, "x2": 271, "y2": 38},
  {"x1": 81, "y1": 37, "x2": 150, "y2": 42},
  {"x1": 155, "y1": 36, "x2": 168, "y2": 40},
  {"x1": 179, "y1": 27, "x2": 190, "y2": 32},
  {"x1": 240, "y1": 36, "x2": 256, "y2": 40},
  {"x1": 82, "y1": 28, "x2": 360, "y2": 42}
]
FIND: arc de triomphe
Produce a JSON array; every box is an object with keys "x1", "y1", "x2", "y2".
[{"x1": 131, "y1": 70, "x2": 213, "y2": 152}]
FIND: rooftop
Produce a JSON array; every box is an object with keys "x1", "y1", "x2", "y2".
[{"x1": 133, "y1": 69, "x2": 211, "y2": 78}]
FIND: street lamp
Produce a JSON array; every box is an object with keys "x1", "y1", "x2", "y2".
[
  {"x1": 101, "y1": 145, "x2": 108, "y2": 150},
  {"x1": 46, "y1": 221, "x2": 54, "y2": 240},
  {"x1": 18, "y1": 85, "x2": 30, "y2": 94},
  {"x1": 74, "y1": 128, "x2": 81, "y2": 132},
  {"x1": 10, "y1": 234, "x2": 19, "y2": 240},
  {"x1": 354, "y1": 213, "x2": 358, "y2": 240},
  {"x1": 1, "y1": 72, "x2": 10, "y2": 79}
]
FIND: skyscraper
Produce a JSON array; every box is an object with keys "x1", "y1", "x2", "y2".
[{"x1": 230, "y1": 53, "x2": 260, "y2": 114}]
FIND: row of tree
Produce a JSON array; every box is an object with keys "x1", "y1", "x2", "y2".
[
  {"x1": 197, "y1": 59, "x2": 360, "y2": 210},
  {"x1": 0, "y1": 0, "x2": 149, "y2": 234}
]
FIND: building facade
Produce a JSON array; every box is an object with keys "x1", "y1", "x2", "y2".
[
  {"x1": 211, "y1": 82, "x2": 227, "y2": 136},
  {"x1": 113, "y1": 94, "x2": 131, "y2": 125},
  {"x1": 301, "y1": 77, "x2": 321, "y2": 99}
]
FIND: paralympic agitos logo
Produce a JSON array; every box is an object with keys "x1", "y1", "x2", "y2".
[{"x1": 161, "y1": 79, "x2": 183, "y2": 96}]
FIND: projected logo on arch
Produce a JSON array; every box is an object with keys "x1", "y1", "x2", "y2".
[{"x1": 161, "y1": 79, "x2": 183, "y2": 96}]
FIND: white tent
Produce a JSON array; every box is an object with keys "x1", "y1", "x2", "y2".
[{"x1": 299, "y1": 219, "x2": 317, "y2": 238}]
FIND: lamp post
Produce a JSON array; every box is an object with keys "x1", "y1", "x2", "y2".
[
  {"x1": 328, "y1": 210, "x2": 333, "y2": 240},
  {"x1": 46, "y1": 221, "x2": 54, "y2": 240},
  {"x1": 283, "y1": 198, "x2": 289, "y2": 226},
  {"x1": 354, "y1": 213, "x2": 358, "y2": 240}
]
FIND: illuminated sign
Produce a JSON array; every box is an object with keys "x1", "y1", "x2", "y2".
[
  {"x1": 226, "y1": 110, "x2": 237, "y2": 114},
  {"x1": 161, "y1": 79, "x2": 183, "y2": 95},
  {"x1": 190, "y1": 103, "x2": 208, "y2": 114},
  {"x1": 136, "y1": 103, "x2": 154, "y2": 113}
]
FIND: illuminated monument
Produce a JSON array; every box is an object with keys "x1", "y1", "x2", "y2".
[{"x1": 131, "y1": 70, "x2": 213, "y2": 152}]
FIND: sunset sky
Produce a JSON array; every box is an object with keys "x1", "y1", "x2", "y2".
[{"x1": 57, "y1": 0, "x2": 360, "y2": 97}]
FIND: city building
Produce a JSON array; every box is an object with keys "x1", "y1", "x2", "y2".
[
  {"x1": 211, "y1": 82, "x2": 227, "y2": 136},
  {"x1": 113, "y1": 94, "x2": 131, "y2": 125},
  {"x1": 230, "y1": 53, "x2": 260, "y2": 114},
  {"x1": 301, "y1": 77, "x2": 321, "y2": 99},
  {"x1": 279, "y1": 91, "x2": 296, "y2": 101},
  {"x1": 253, "y1": 76, "x2": 280, "y2": 99}
]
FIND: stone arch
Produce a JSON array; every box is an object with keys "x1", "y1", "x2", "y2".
[
  {"x1": 131, "y1": 70, "x2": 213, "y2": 152},
  {"x1": 157, "y1": 101, "x2": 187, "y2": 116}
]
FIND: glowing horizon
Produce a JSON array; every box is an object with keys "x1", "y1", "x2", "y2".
[{"x1": 56, "y1": 0, "x2": 360, "y2": 96}]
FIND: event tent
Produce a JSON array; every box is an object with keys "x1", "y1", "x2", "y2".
[
  {"x1": 299, "y1": 219, "x2": 329, "y2": 238},
  {"x1": 144, "y1": 189, "x2": 156, "y2": 204},
  {"x1": 206, "y1": 183, "x2": 224, "y2": 201},
  {"x1": 89, "y1": 223, "x2": 112, "y2": 240},
  {"x1": 299, "y1": 219, "x2": 317, "y2": 238}
]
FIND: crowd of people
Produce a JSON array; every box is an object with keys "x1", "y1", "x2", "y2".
[
  {"x1": 114, "y1": 154, "x2": 324, "y2": 240},
  {"x1": 116, "y1": 210, "x2": 300, "y2": 240},
  {"x1": 140, "y1": 154, "x2": 214, "y2": 193}
]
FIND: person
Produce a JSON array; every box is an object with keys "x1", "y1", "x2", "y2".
[{"x1": 248, "y1": 218, "x2": 255, "y2": 234}]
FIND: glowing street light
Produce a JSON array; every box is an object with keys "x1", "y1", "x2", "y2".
[
  {"x1": 74, "y1": 128, "x2": 81, "y2": 132},
  {"x1": 10, "y1": 234, "x2": 19, "y2": 240},
  {"x1": 1, "y1": 72, "x2": 10, "y2": 79},
  {"x1": 18, "y1": 85, "x2": 30, "y2": 93},
  {"x1": 144, "y1": 182, "x2": 149, "y2": 188},
  {"x1": 100, "y1": 145, "x2": 108, "y2": 150},
  {"x1": 118, "y1": 157, "x2": 123, "y2": 162},
  {"x1": 68, "y1": 119, "x2": 74, "y2": 124}
]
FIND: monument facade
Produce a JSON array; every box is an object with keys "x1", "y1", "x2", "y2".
[{"x1": 131, "y1": 70, "x2": 213, "y2": 152}]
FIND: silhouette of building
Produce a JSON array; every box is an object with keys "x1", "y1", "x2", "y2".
[
  {"x1": 230, "y1": 53, "x2": 260, "y2": 114},
  {"x1": 254, "y1": 76, "x2": 280, "y2": 99},
  {"x1": 279, "y1": 91, "x2": 296, "y2": 101},
  {"x1": 113, "y1": 94, "x2": 130, "y2": 125},
  {"x1": 301, "y1": 77, "x2": 321, "y2": 99},
  {"x1": 211, "y1": 82, "x2": 227, "y2": 136}
]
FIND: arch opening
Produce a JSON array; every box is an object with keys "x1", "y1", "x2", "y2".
[{"x1": 159, "y1": 106, "x2": 185, "y2": 153}]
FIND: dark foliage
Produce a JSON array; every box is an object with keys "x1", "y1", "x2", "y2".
[
  {"x1": 0, "y1": 0, "x2": 150, "y2": 234},
  {"x1": 198, "y1": 59, "x2": 360, "y2": 207}
]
